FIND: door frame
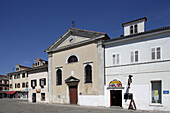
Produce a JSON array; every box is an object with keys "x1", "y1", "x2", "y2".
[
  {"x1": 32, "y1": 93, "x2": 36, "y2": 103},
  {"x1": 110, "y1": 90, "x2": 122, "y2": 107},
  {"x1": 69, "y1": 85, "x2": 78, "y2": 104}
]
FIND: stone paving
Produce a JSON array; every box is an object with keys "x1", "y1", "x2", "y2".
[{"x1": 0, "y1": 99, "x2": 169, "y2": 113}]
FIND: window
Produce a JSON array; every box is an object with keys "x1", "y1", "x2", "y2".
[
  {"x1": 15, "y1": 83, "x2": 17, "y2": 88},
  {"x1": 113, "y1": 54, "x2": 119, "y2": 65},
  {"x1": 10, "y1": 75, "x2": 12, "y2": 80},
  {"x1": 26, "y1": 73, "x2": 28, "y2": 77},
  {"x1": 68, "y1": 55, "x2": 78, "y2": 63},
  {"x1": 56, "y1": 69, "x2": 62, "y2": 85},
  {"x1": 26, "y1": 82, "x2": 28, "y2": 88},
  {"x1": 151, "y1": 81, "x2": 162, "y2": 104},
  {"x1": 157, "y1": 47, "x2": 161, "y2": 59},
  {"x1": 16, "y1": 68, "x2": 19, "y2": 71},
  {"x1": 131, "y1": 51, "x2": 139, "y2": 63},
  {"x1": 130, "y1": 24, "x2": 138, "y2": 35},
  {"x1": 37, "y1": 62, "x2": 40, "y2": 66},
  {"x1": 5, "y1": 81, "x2": 8, "y2": 84},
  {"x1": 10, "y1": 84, "x2": 12, "y2": 88},
  {"x1": 134, "y1": 24, "x2": 138, "y2": 33},
  {"x1": 17, "y1": 74, "x2": 20, "y2": 79},
  {"x1": 17, "y1": 83, "x2": 20, "y2": 88},
  {"x1": 85, "y1": 64, "x2": 92, "y2": 83},
  {"x1": 41, "y1": 93, "x2": 45, "y2": 101},
  {"x1": 14, "y1": 75, "x2": 17, "y2": 79},
  {"x1": 31, "y1": 80, "x2": 37, "y2": 89},
  {"x1": 2, "y1": 80, "x2": 4, "y2": 84},
  {"x1": 22, "y1": 73, "x2": 25, "y2": 78},
  {"x1": 22, "y1": 82, "x2": 25, "y2": 88},
  {"x1": 130, "y1": 26, "x2": 133, "y2": 34},
  {"x1": 151, "y1": 47, "x2": 161, "y2": 60},
  {"x1": 40, "y1": 78, "x2": 46, "y2": 88}
]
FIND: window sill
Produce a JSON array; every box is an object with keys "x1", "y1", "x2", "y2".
[
  {"x1": 107, "y1": 87, "x2": 124, "y2": 89},
  {"x1": 149, "y1": 103, "x2": 163, "y2": 107},
  {"x1": 112, "y1": 64, "x2": 120, "y2": 66},
  {"x1": 84, "y1": 82, "x2": 93, "y2": 84},
  {"x1": 32, "y1": 87, "x2": 36, "y2": 89},
  {"x1": 67, "y1": 62, "x2": 78, "y2": 65}
]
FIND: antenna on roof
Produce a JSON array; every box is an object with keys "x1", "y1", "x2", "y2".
[{"x1": 72, "y1": 20, "x2": 75, "y2": 28}]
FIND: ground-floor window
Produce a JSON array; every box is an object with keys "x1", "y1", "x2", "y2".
[
  {"x1": 22, "y1": 93, "x2": 27, "y2": 98},
  {"x1": 151, "y1": 81, "x2": 162, "y2": 104},
  {"x1": 41, "y1": 93, "x2": 45, "y2": 101}
]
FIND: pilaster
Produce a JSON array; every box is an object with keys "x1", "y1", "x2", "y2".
[{"x1": 48, "y1": 53, "x2": 53, "y2": 103}]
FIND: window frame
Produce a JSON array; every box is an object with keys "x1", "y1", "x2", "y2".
[
  {"x1": 17, "y1": 74, "x2": 20, "y2": 79},
  {"x1": 150, "y1": 80, "x2": 162, "y2": 105},
  {"x1": 84, "y1": 63, "x2": 93, "y2": 83},
  {"x1": 17, "y1": 83, "x2": 20, "y2": 88},
  {"x1": 130, "y1": 25, "x2": 133, "y2": 34},
  {"x1": 56, "y1": 68, "x2": 62, "y2": 85},
  {"x1": 22, "y1": 82, "x2": 25, "y2": 88},
  {"x1": 15, "y1": 83, "x2": 17, "y2": 88},
  {"x1": 41, "y1": 93, "x2": 45, "y2": 101},
  {"x1": 10, "y1": 84, "x2": 12, "y2": 88},
  {"x1": 31, "y1": 80, "x2": 37, "y2": 89},
  {"x1": 130, "y1": 24, "x2": 138, "y2": 35},
  {"x1": 40, "y1": 78, "x2": 46, "y2": 88},
  {"x1": 26, "y1": 82, "x2": 28, "y2": 88},
  {"x1": 112, "y1": 53, "x2": 120, "y2": 65},
  {"x1": 14, "y1": 75, "x2": 17, "y2": 79},
  {"x1": 67, "y1": 55, "x2": 79, "y2": 64},
  {"x1": 22, "y1": 73, "x2": 25, "y2": 78},
  {"x1": 134, "y1": 24, "x2": 138, "y2": 33},
  {"x1": 130, "y1": 50, "x2": 139, "y2": 63},
  {"x1": 151, "y1": 47, "x2": 162, "y2": 61},
  {"x1": 10, "y1": 75, "x2": 12, "y2": 80}
]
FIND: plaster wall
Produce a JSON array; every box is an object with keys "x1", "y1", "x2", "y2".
[
  {"x1": 9, "y1": 73, "x2": 28, "y2": 92},
  {"x1": 51, "y1": 43, "x2": 104, "y2": 105},
  {"x1": 28, "y1": 71, "x2": 49, "y2": 103},
  {"x1": 105, "y1": 31, "x2": 170, "y2": 111}
]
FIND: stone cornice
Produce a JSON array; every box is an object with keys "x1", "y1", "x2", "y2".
[{"x1": 47, "y1": 35, "x2": 105, "y2": 53}]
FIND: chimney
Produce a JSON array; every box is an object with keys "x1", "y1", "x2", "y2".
[{"x1": 120, "y1": 34, "x2": 124, "y2": 37}]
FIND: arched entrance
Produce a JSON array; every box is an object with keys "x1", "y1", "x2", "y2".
[{"x1": 108, "y1": 79, "x2": 124, "y2": 107}]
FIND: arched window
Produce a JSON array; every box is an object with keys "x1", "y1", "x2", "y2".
[
  {"x1": 56, "y1": 69, "x2": 62, "y2": 85},
  {"x1": 68, "y1": 55, "x2": 78, "y2": 63},
  {"x1": 85, "y1": 65, "x2": 92, "y2": 83}
]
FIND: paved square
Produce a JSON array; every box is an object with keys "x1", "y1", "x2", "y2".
[{"x1": 0, "y1": 99, "x2": 168, "y2": 113}]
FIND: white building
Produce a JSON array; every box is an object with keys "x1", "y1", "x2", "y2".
[
  {"x1": 104, "y1": 17, "x2": 170, "y2": 111},
  {"x1": 28, "y1": 58, "x2": 49, "y2": 103}
]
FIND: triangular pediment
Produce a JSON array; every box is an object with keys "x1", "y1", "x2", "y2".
[
  {"x1": 65, "y1": 76, "x2": 80, "y2": 83},
  {"x1": 45, "y1": 28, "x2": 109, "y2": 53},
  {"x1": 57, "y1": 35, "x2": 90, "y2": 48}
]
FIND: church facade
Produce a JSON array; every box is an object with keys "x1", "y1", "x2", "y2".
[{"x1": 45, "y1": 28, "x2": 109, "y2": 106}]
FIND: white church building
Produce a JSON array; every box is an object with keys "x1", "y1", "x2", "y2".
[{"x1": 104, "y1": 17, "x2": 170, "y2": 111}]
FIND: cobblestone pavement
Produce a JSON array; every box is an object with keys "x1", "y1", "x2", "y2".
[{"x1": 0, "y1": 99, "x2": 169, "y2": 113}]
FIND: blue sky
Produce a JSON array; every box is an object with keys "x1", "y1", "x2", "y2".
[{"x1": 0, "y1": 0, "x2": 170, "y2": 75}]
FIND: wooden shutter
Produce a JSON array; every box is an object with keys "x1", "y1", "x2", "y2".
[
  {"x1": 44, "y1": 78, "x2": 46, "y2": 85},
  {"x1": 39, "y1": 79, "x2": 41, "y2": 86},
  {"x1": 31, "y1": 80, "x2": 33, "y2": 87}
]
